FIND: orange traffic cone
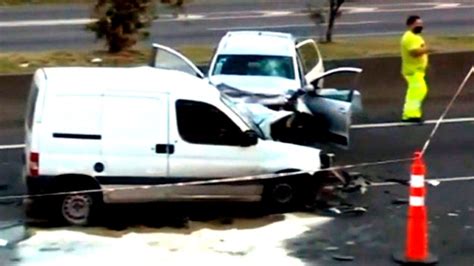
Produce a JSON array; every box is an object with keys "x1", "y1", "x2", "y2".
[{"x1": 393, "y1": 151, "x2": 438, "y2": 265}]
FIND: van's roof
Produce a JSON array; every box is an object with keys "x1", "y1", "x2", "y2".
[
  {"x1": 37, "y1": 66, "x2": 220, "y2": 99},
  {"x1": 217, "y1": 31, "x2": 296, "y2": 57}
]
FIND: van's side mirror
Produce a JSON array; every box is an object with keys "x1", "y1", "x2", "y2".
[{"x1": 240, "y1": 130, "x2": 258, "y2": 147}]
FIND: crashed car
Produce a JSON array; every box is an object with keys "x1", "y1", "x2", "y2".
[
  {"x1": 208, "y1": 31, "x2": 326, "y2": 92},
  {"x1": 150, "y1": 36, "x2": 363, "y2": 148}
]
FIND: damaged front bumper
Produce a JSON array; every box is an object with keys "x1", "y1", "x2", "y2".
[{"x1": 320, "y1": 152, "x2": 335, "y2": 169}]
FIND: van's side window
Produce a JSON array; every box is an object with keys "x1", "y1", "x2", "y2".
[{"x1": 176, "y1": 100, "x2": 242, "y2": 146}]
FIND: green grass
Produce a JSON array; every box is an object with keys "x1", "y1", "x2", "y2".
[{"x1": 0, "y1": 35, "x2": 472, "y2": 74}]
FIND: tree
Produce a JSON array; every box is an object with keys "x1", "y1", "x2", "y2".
[
  {"x1": 307, "y1": 0, "x2": 346, "y2": 43},
  {"x1": 87, "y1": 0, "x2": 186, "y2": 53}
]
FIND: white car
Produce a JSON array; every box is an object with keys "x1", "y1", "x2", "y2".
[
  {"x1": 150, "y1": 33, "x2": 362, "y2": 148},
  {"x1": 208, "y1": 31, "x2": 325, "y2": 96},
  {"x1": 24, "y1": 67, "x2": 334, "y2": 225}
]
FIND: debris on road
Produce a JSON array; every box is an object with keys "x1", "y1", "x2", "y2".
[
  {"x1": 323, "y1": 206, "x2": 367, "y2": 216},
  {"x1": 325, "y1": 246, "x2": 340, "y2": 251},
  {"x1": 332, "y1": 254, "x2": 355, "y2": 261},
  {"x1": 0, "y1": 239, "x2": 8, "y2": 247},
  {"x1": 447, "y1": 213, "x2": 460, "y2": 217},
  {"x1": 345, "y1": 241, "x2": 356, "y2": 246},
  {"x1": 391, "y1": 198, "x2": 409, "y2": 205},
  {"x1": 384, "y1": 178, "x2": 410, "y2": 186}
]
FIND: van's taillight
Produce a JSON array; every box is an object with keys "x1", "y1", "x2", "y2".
[{"x1": 29, "y1": 152, "x2": 39, "y2": 177}]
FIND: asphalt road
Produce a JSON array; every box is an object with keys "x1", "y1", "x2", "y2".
[
  {"x1": 0, "y1": 20, "x2": 473, "y2": 263},
  {"x1": 0, "y1": 0, "x2": 473, "y2": 51}
]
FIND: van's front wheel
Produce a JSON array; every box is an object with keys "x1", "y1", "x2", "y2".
[{"x1": 262, "y1": 174, "x2": 313, "y2": 211}]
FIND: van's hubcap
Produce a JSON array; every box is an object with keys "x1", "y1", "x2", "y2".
[
  {"x1": 62, "y1": 194, "x2": 92, "y2": 225},
  {"x1": 271, "y1": 183, "x2": 294, "y2": 204}
]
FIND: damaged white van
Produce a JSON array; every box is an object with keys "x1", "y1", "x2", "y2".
[{"x1": 24, "y1": 67, "x2": 335, "y2": 225}]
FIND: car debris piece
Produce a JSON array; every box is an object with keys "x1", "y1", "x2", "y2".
[
  {"x1": 448, "y1": 213, "x2": 459, "y2": 217},
  {"x1": 325, "y1": 246, "x2": 340, "y2": 251},
  {"x1": 391, "y1": 198, "x2": 409, "y2": 205},
  {"x1": 324, "y1": 206, "x2": 367, "y2": 216},
  {"x1": 332, "y1": 254, "x2": 355, "y2": 261},
  {"x1": 345, "y1": 241, "x2": 356, "y2": 246},
  {"x1": 384, "y1": 178, "x2": 410, "y2": 186},
  {"x1": 328, "y1": 207, "x2": 342, "y2": 214}
]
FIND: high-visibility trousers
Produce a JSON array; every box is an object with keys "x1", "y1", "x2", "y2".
[{"x1": 402, "y1": 72, "x2": 428, "y2": 120}]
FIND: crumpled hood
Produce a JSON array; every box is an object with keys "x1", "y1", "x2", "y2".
[
  {"x1": 209, "y1": 75, "x2": 299, "y2": 95},
  {"x1": 237, "y1": 103, "x2": 293, "y2": 139}
]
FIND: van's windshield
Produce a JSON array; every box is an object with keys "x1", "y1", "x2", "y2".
[{"x1": 220, "y1": 95, "x2": 265, "y2": 139}]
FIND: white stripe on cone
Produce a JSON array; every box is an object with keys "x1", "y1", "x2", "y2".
[
  {"x1": 410, "y1": 175, "x2": 425, "y2": 188},
  {"x1": 409, "y1": 196, "x2": 425, "y2": 206}
]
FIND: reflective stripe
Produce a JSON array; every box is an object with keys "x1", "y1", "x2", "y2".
[
  {"x1": 411, "y1": 175, "x2": 425, "y2": 188},
  {"x1": 409, "y1": 196, "x2": 425, "y2": 206}
]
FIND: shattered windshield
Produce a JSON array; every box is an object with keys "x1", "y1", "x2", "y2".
[
  {"x1": 220, "y1": 94, "x2": 265, "y2": 139},
  {"x1": 212, "y1": 55, "x2": 295, "y2": 80}
]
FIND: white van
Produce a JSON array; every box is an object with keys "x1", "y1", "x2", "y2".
[{"x1": 24, "y1": 67, "x2": 333, "y2": 225}]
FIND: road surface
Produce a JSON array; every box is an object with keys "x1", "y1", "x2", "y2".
[
  {"x1": 0, "y1": 54, "x2": 473, "y2": 264},
  {"x1": 0, "y1": 0, "x2": 473, "y2": 51}
]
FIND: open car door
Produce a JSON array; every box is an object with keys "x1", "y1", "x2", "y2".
[
  {"x1": 301, "y1": 67, "x2": 363, "y2": 148},
  {"x1": 295, "y1": 39, "x2": 324, "y2": 86},
  {"x1": 150, "y1": 43, "x2": 205, "y2": 79}
]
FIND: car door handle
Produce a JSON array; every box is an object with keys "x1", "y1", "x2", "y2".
[
  {"x1": 155, "y1": 144, "x2": 174, "y2": 154},
  {"x1": 339, "y1": 108, "x2": 347, "y2": 114}
]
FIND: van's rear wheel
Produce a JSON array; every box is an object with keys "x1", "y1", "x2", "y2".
[
  {"x1": 52, "y1": 179, "x2": 102, "y2": 226},
  {"x1": 61, "y1": 193, "x2": 95, "y2": 226}
]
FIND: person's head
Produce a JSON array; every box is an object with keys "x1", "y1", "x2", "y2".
[{"x1": 406, "y1": 15, "x2": 423, "y2": 34}]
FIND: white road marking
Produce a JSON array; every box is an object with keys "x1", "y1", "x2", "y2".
[
  {"x1": 434, "y1": 3, "x2": 461, "y2": 9},
  {"x1": 208, "y1": 20, "x2": 380, "y2": 31},
  {"x1": 362, "y1": 4, "x2": 474, "y2": 13},
  {"x1": 346, "y1": 7, "x2": 378, "y2": 14},
  {"x1": 1, "y1": 3, "x2": 472, "y2": 27},
  {"x1": 371, "y1": 175, "x2": 474, "y2": 187},
  {"x1": 261, "y1": 11, "x2": 293, "y2": 17},
  {"x1": 0, "y1": 18, "x2": 95, "y2": 27},
  {"x1": 300, "y1": 31, "x2": 402, "y2": 39},
  {"x1": 351, "y1": 117, "x2": 474, "y2": 129},
  {"x1": 0, "y1": 144, "x2": 25, "y2": 150}
]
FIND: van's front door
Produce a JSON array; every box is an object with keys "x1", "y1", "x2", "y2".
[
  {"x1": 167, "y1": 99, "x2": 265, "y2": 200},
  {"x1": 100, "y1": 93, "x2": 170, "y2": 196}
]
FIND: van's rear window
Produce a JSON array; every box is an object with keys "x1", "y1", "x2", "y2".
[{"x1": 26, "y1": 83, "x2": 39, "y2": 130}]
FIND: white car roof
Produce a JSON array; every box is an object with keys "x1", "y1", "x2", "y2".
[
  {"x1": 217, "y1": 31, "x2": 296, "y2": 57},
  {"x1": 37, "y1": 66, "x2": 220, "y2": 100}
]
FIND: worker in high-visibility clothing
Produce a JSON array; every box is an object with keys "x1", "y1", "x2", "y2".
[{"x1": 401, "y1": 15, "x2": 431, "y2": 123}]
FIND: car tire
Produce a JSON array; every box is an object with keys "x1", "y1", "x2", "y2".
[
  {"x1": 54, "y1": 183, "x2": 102, "y2": 226},
  {"x1": 262, "y1": 173, "x2": 314, "y2": 212}
]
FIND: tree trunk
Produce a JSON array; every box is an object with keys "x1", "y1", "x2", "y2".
[{"x1": 325, "y1": 0, "x2": 336, "y2": 42}]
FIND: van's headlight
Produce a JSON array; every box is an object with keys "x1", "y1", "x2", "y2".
[{"x1": 320, "y1": 152, "x2": 335, "y2": 169}]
